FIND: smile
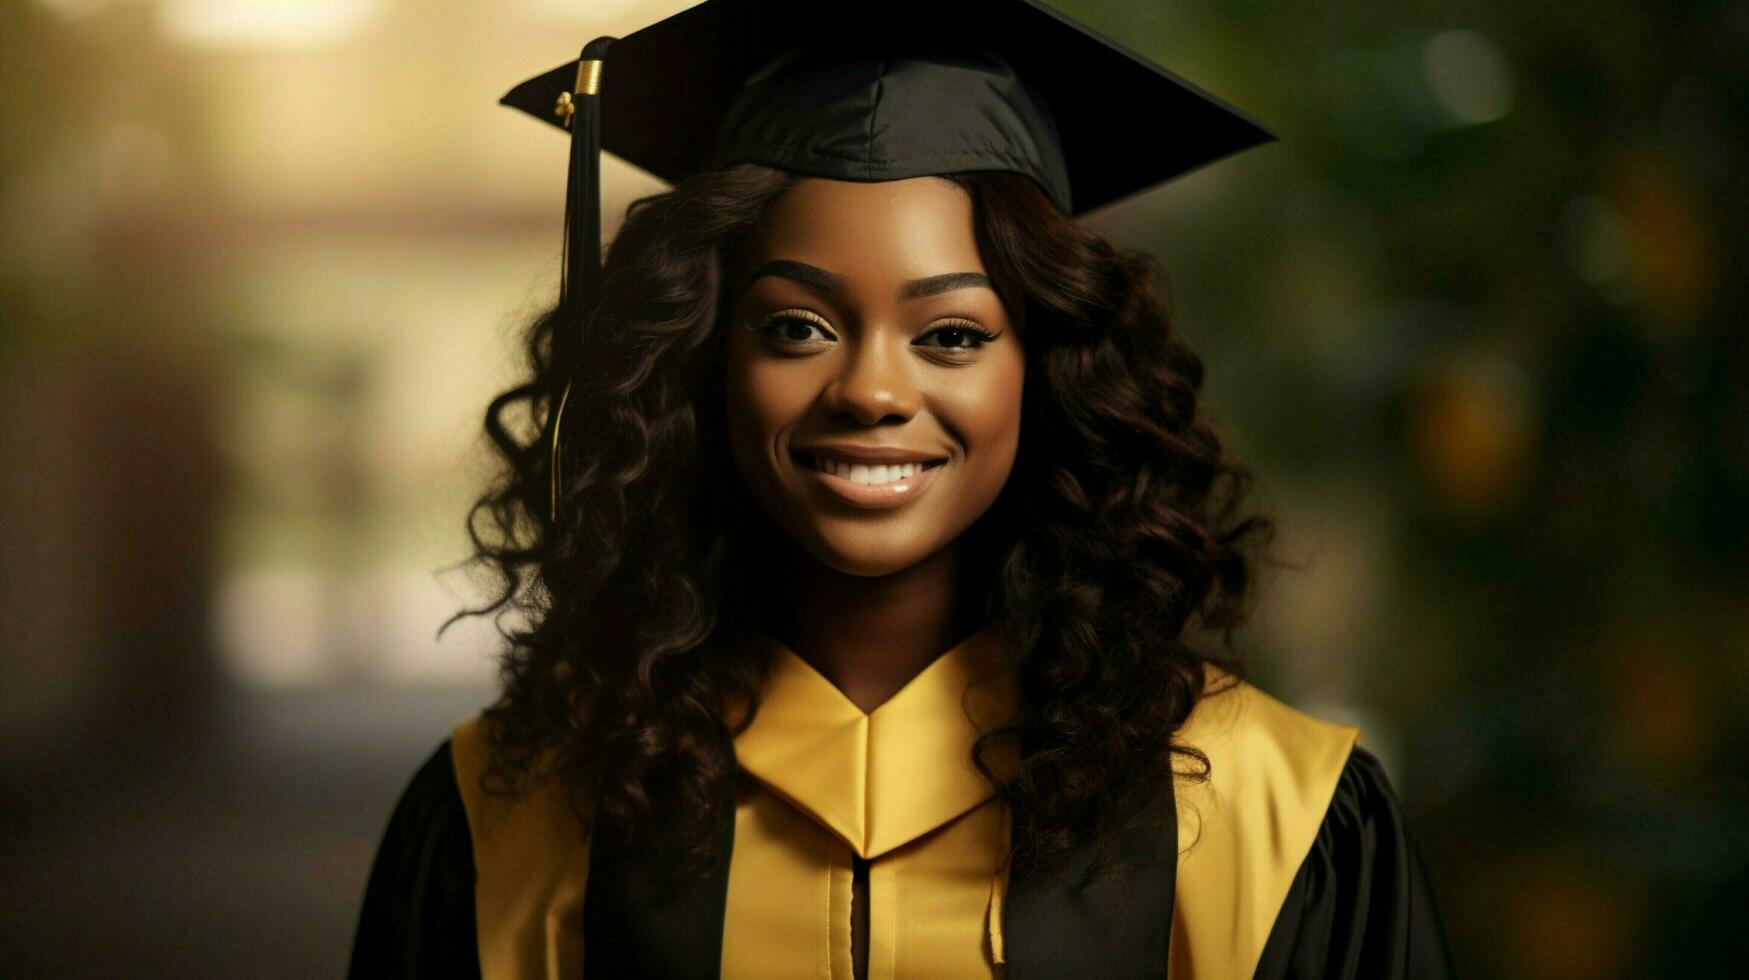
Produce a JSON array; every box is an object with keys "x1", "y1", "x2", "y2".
[
  {"x1": 790, "y1": 452, "x2": 948, "y2": 509},
  {"x1": 799, "y1": 454, "x2": 946, "y2": 484}
]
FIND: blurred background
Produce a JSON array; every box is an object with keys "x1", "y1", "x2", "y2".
[{"x1": 2, "y1": 0, "x2": 1744, "y2": 976}]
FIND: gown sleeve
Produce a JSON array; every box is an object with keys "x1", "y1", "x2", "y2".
[
  {"x1": 347, "y1": 737, "x2": 483, "y2": 980},
  {"x1": 1251, "y1": 744, "x2": 1457, "y2": 979}
]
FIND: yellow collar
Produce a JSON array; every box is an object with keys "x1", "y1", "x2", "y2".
[{"x1": 732, "y1": 623, "x2": 1021, "y2": 860}]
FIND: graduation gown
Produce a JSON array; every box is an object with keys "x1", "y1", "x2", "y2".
[{"x1": 349, "y1": 624, "x2": 1455, "y2": 978}]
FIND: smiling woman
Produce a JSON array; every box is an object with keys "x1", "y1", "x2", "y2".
[
  {"x1": 721, "y1": 176, "x2": 1028, "y2": 716},
  {"x1": 346, "y1": 0, "x2": 1456, "y2": 977},
  {"x1": 723, "y1": 177, "x2": 1024, "y2": 595}
]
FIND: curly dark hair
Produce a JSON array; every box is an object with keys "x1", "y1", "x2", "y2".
[{"x1": 440, "y1": 161, "x2": 1276, "y2": 884}]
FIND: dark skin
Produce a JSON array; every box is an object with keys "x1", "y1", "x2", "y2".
[{"x1": 724, "y1": 176, "x2": 1025, "y2": 714}]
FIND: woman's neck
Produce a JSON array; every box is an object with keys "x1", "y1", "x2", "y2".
[{"x1": 773, "y1": 540, "x2": 982, "y2": 714}]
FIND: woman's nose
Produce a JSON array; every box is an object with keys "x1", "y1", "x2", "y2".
[{"x1": 822, "y1": 332, "x2": 920, "y2": 426}]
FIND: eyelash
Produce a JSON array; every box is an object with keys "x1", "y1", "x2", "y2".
[{"x1": 748, "y1": 311, "x2": 1000, "y2": 351}]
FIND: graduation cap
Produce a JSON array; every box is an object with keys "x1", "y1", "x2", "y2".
[{"x1": 505, "y1": 0, "x2": 1278, "y2": 521}]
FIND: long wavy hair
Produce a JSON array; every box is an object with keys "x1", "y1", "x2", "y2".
[{"x1": 441, "y1": 162, "x2": 1276, "y2": 883}]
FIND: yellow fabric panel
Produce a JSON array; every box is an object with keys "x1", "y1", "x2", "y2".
[
  {"x1": 719, "y1": 777, "x2": 843, "y2": 978},
  {"x1": 883, "y1": 794, "x2": 1009, "y2": 978},
  {"x1": 1165, "y1": 667, "x2": 1362, "y2": 980},
  {"x1": 830, "y1": 842, "x2": 855, "y2": 980},
  {"x1": 987, "y1": 804, "x2": 1012, "y2": 966},
  {"x1": 734, "y1": 623, "x2": 1021, "y2": 860},
  {"x1": 449, "y1": 715, "x2": 589, "y2": 980},
  {"x1": 719, "y1": 777, "x2": 1007, "y2": 979}
]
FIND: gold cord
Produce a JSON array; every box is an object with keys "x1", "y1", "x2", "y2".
[{"x1": 549, "y1": 378, "x2": 574, "y2": 522}]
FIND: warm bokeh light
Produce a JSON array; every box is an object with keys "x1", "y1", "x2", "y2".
[
  {"x1": 158, "y1": 0, "x2": 390, "y2": 48},
  {"x1": 1410, "y1": 355, "x2": 1540, "y2": 519},
  {"x1": 1423, "y1": 29, "x2": 1514, "y2": 127}
]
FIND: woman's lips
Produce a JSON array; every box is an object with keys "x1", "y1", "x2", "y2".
[{"x1": 792, "y1": 453, "x2": 946, "y2": 510}]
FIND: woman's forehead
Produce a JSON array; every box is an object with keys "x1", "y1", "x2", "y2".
[{"x1": 744, "y1": 176, "x2": 984, "y2": 274}]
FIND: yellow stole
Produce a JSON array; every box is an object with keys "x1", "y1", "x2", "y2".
[{"x1": 450, "y1": 633, "x2": 1358, "y2": 979}]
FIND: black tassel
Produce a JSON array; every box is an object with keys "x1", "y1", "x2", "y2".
[
  {"x1": 561, "y1": 36, "x2": 615, "y2": 312},
  {"x1": 551, "y1": 36, "x2": 616, "y2": 523}
]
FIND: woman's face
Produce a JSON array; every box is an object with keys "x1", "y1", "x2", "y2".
[{"x1": 724, "y1": 176, "x2": 1025, "y2": 577}]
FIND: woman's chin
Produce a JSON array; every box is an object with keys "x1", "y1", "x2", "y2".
[{"x1": 794, "y1": 526, "x2": 945, "y2": 579}]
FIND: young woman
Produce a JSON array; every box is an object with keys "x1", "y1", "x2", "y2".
[{"x1": 348, "y1": 1, "x2": 1456, "y2": 977}]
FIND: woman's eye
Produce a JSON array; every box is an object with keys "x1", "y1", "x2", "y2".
[
  {"x1": 749, "y1": 313, "x2": 997, "y2": 352},
  {"x1": 918, "y1": 321, "x2": 999, "y2": 352},
  {"x1": 753, "y1": 313, "x2": 832, "y2": 343}
]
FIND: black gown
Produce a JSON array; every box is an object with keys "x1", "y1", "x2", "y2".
[{"x1": 348, "y1": 740, "x2": 1455, "y2": 978}]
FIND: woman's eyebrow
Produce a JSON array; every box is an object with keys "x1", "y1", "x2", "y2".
[
  {"x1": 899, "y1": 271, "x2": 994, "y2": 301},
  {"x1": 739, "y1": 259, "x2": 994, "y2": 302}
]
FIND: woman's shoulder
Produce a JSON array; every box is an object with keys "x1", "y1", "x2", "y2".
[
  {"x1": 1252, "y1": 726, "x2": 1457, "y2": 977},
  {"x1": 1176, "y1": 663, "x2": 1362, "y2": 820},
  {"x1": 1169, "y1": 665, "x2": 1455, "y2": 978},
  {"x1": 349, "y1": 713, "x2": 592, "y2": 979},
  {"x1": 446, "y1": 712, "x2": 591, "y2": 867},
  {"x1": 446, "y1": 712, "x2": 593, "y2": 978},
  {"x1": 1166, "y1": 664, "x2": 1367, "y2": 978},
  {"x1": 348, "y1": 732, "x2": 480, "y2": 978},
  {"x1": 1173, "y1": 661, "x2": 1364, "y2": 861},
  {"x1": 356, "y1": 713, "x2": 590, "y2": 892}
]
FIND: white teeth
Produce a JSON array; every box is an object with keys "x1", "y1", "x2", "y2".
[{"x1": 809, "y1": 456, "x2": 928, "y2": 485}]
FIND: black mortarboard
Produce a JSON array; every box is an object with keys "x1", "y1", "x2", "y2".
[{"x1": 507, "y1": 0, "x2": 1277, "y2": 520}]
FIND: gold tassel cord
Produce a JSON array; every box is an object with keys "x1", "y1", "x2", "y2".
[{"x1": 549, "y1": 378, "x2": 574, "y2": 523}]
